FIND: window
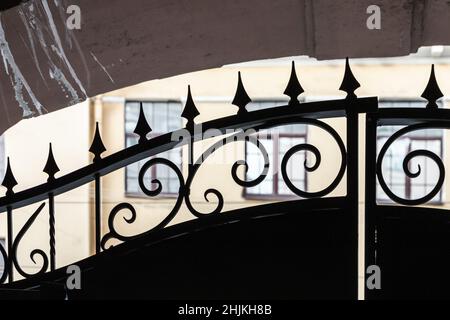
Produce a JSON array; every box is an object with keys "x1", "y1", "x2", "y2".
[
  {"x1": 244, "y1": 101, "x2": 307, "y2": 198},
  {"x1": 377, "y1": 101, "x2": 443, "y2": 203},
  {"x1": 125, "y1": 101, "x2": 182, "y2": 195}
]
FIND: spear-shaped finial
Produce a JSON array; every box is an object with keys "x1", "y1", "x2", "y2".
[
  {"x1": 89, "y1": 122, "x2": 106, "y2": 163},
  {"x1": 232, "y1": 72, "x2": 252, "y2": 115},
  {"x1": 421, "y1": 64, "x2": 443, "y2": 109},
  {"x1": 284, "y1": 61, "x2": 304, "y2": 105},
  {"x1": 2, "y1": 157, "x2": 17, "y2": 197},
  {"x1": 339, "y1": 57, "x2": 360, "y2": 99},
  {"x1": 181, "y1": 85, "x2": 200, "y2": 130},
  {"x1": 134, "y1": 102, "x2": 152, "y2": 143},
  {"x1": 43, "y1": 143, "x2": 60, "y2": 182}
]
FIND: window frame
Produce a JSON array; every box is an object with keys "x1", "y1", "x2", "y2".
[
  {"x1": 376, "y1": 99, "x2": 444, "y2": 204},
  {"x1": 124, "y1": 99, "x2": 183, "y2": 198},
  {"x1": 242, "y1": 100, "x2": 308, "y2": 200}
]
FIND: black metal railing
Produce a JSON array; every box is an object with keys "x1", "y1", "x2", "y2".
[{"x1": 2, "y1": 58, "x2": 444, "y2": 289}]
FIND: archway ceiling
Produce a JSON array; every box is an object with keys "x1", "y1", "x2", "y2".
[{"x1": 0, "y1": 0, "x2": 448, "y2": 133}]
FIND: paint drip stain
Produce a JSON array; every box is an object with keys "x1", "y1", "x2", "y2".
[
  {"x1": 0, "y1": 14, "x2": 45, "y2": 117},
  {"x1": 17, "y1": 1, "x2": 85, "y2": 107},
  {"x1": 42, "y1": 0, "x2": 87, "y2": 99},
  {"x1": 90, "y1": 52, "x2": 115, "y2": 84}
]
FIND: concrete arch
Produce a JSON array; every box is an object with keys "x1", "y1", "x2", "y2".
[{"x1": 0, "y1": 0, "x2": 448, "y2": 132}]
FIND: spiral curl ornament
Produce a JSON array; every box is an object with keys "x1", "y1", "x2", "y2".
[
  {"x1": 231, "y1": 138, "x2": 270, "y2": 188},
  {"x1": 12, "y1": 203, "x2": 49, "y2": 278},
  {"x1": 101, "y1": 203, "x2": 137, "y2": 250},
  {"x1": 184, "y1": 186, "x2": 224, "y2": 218},
  {"x1": 279, "y1": 119, "x2": 347, "y2": 198},
  {"x1": 184, "y1": 118, "x2": 346, "y2": 214},
  {"x1": 184, "y1": 132, "x2": 270, "y2": 217},
  {"x1": 101, "y1": 158, "x2": 185, "y2": 250},
  {"x1": 377, "y1": 123, "x2": 446, "y2": 205}
]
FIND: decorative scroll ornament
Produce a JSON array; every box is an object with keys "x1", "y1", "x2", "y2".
[
  {"x1": 377, "y1": 66, "x2": 445, "y2": 204},
  {"x1": 99, "y1": 113, "x2": 348, "y2": 243},
  {"x1": 184, "y1": 131, "x2": 270, "y2": 217},
  {"x1": 101, "y1": 158, "x2": 185, "y2": 250},
  {"x1": 280, "y1": 119, "x2": 347, "y2": 198},
  {"x1": 377, "y1": 122, "x2": 446, "y2": 205},
  {"x1": 12, "y1": 203, "x2": 49, "y2": 278}
]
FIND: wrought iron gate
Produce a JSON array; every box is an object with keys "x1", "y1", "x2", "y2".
[{"x1": 0, "y1": 58, "x2": 447, "y2": 299}]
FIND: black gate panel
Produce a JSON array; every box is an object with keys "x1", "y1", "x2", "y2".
[
  {"x1": 8, "y1": 199, "x2": 356, "y2": 299},
  {"x1": 367, "y1": 206, "x2": 450, "y2": 299}
]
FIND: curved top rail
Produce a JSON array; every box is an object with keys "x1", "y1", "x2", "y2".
[{"x1": 0, "y1": 97, "x2": 377, "y2": 213}]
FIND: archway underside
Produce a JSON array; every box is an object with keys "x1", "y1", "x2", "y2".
[{"x1": 0, "y1": 0, "x2": 448, "y2": 133}]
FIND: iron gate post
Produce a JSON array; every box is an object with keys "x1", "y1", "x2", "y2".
[
  {"x1": 364, "y1": 111, "x2": 378, "y2": 300},
  {"x1": 6, "y1": 206, "x2": 12, "y2": 283},
  {"x1": 345, "y1": 101, "x2": 359, "y2": 299}
]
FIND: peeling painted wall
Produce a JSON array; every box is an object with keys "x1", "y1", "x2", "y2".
[{"x1": 0, "y1": 0, "x2": 448, "y2": 133}]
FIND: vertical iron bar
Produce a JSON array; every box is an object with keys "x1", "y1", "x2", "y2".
[
  {"x1": 188, "y1": 136, "x2": 194, "y2": 176},
  {"x1": 273, "y1": 134, "x2": 279, "y2": 194},
  {"x1": 95, "y1": 173, "x2": 101, "y2": 254},
  {"x1": 48, "y1": 193, "x2": 56, "y2": 271},
  {"x1": 6, "y1": 206, "x2": 13, "y2": 283},
  {"x1": 346, "y1": 103, "x2": 359, "y2": 299},
  {"x1": 364, "y1": 112, "x2": 378, "y2": 300}
]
